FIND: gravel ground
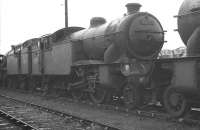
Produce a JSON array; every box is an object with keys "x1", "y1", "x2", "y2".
[
  {"x1": 0, "y1": 88, "x2": 199, "y2": 130},
  {"x1": 0, "y1": 97, "x2": 95, "y2": 130},
  {"x1": 0, "y1": 116, "x2": 22, "y2": 130}
]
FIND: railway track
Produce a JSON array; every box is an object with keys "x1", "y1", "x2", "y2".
[
  {"x1": 0, "y1": 94, "x2": 119, "y2": 130},
  {"x1": 0, "y1": 88, "x2": 199, "y2": 130},
  {"x1": 0, "y1": 109, "x2": 38, "y2": 130},
  {"x1": 0, "y1": 117, "x2": 20, "y2": 130}
]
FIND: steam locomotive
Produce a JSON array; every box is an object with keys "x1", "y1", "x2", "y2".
[
  {"x1": 159, "y1": 0, "x2": 200, "y2": 117},
  {"x1": 3, "y1": 3, "x2": 165, "y2": 108},
  {"x1": 4, "y1": 0, "x2": 200, "y2": 118},
  {"x1": 3, "y1": 0, "x2": 200, "y2": 118}
]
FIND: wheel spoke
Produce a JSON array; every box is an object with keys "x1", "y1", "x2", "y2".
[
  {"x1": 163, "y1": 87, "x2": 191, "y2": 117},
  {"x1": 89, "y1": 84, "x2": 109, "y2": 104}
]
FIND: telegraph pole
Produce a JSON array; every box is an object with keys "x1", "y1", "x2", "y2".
[
  {"x1": 65, "y1": 0, "x2": 68, "y2": 28},
  {"x1": 0, "y1": 20, "x2": 1, "y2": 53}
]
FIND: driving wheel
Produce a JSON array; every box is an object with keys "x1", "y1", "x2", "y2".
[
  {"x1": 163, "y1": 87, "x2": 191, "y2": 117},
  {"x1": 89, "y1": 83, "x2": 110, "y2": 104}
]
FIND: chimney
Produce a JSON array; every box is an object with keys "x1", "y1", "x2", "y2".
[{"x1": 126, "y1": 3, "x2": 141, "y2": 15}]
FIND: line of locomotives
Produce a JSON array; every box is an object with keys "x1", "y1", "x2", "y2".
[{"x1": 1, "y1": 0, "x2": 200, "y2": 118}]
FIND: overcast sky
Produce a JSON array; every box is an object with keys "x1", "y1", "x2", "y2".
[{"x1": 0, "y1": 0, "x2": 183, "y2": 54}]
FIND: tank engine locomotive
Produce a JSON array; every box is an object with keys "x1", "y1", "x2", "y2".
[{"x1": 5, "y1": 3, "x2": 164, "y2": 108}]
